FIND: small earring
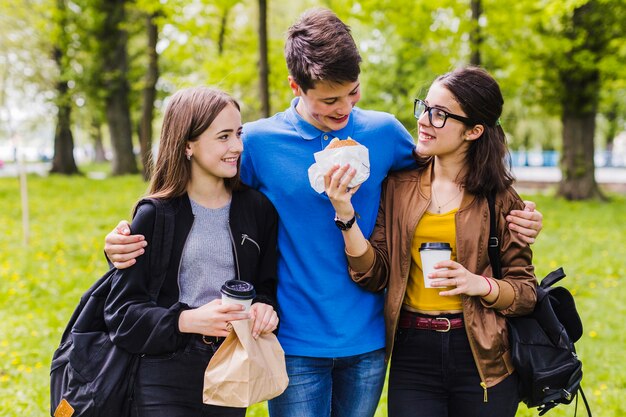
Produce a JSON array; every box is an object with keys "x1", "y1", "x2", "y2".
[{"x1": 186, "y1": 154, "x2": 191, "y2": 161}]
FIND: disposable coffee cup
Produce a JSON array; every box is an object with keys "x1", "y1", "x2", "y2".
[
  {"x1": 220, "y1": 280, "x2": 256, "y2": 312},
  {"x1": 419, "y1": 242, "x2": 452, "y2": 289}
]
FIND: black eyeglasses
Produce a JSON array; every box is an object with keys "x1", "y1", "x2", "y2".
[{"x1": 413, "y1": 99, "x2": 476, "y2": 128}]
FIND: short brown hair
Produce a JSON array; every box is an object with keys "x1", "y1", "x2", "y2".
[
  {"x1": 285, "y1": 8, "x2": 362, "y2": 92},
  {"x1": 146, "y1": 87, "x2": 241, "y2": 201}
]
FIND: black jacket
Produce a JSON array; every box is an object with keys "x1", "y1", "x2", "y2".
[{"x1": 104, "y1": 187, "x2": 279, "y2": 355}]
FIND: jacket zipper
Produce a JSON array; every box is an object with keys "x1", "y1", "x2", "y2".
[
  {"x1": 463, "y1": 299, "x2": 489, "y2": 402},
  {"x1": 456, "y1": 204, "x2": 489, "y2": 403},
  {"x1": 241, "y1": 233, "x2": 260, "y2": 253},
  {"x1": 228, "y1": 222, "x2": 241, "y2": 280}
]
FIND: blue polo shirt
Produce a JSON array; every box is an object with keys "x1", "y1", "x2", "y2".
[{"x1": 241, "y1": 98, "x2": 416, "y2": 357}]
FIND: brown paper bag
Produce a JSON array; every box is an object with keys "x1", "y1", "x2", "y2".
[{"x1": 202, "y1": 319, "x2": 289, "y2": 407}]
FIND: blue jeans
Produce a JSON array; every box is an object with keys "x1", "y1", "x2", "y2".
[
  {"x1": 268, "y1": 348, "x2": 387, "y2": 417},
  {"x1": 388, "y1": 320, "x2": 519, "y2": 417}
]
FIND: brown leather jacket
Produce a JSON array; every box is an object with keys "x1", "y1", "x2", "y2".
[{"x1": 347, "y1": 165, "x2": 537, "y2": 388}]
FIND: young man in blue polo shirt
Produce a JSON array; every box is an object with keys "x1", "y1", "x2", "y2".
[
  {"x1": 104, "y1": 8, "x2": 543, "y2": 417},
  {"x1": 238, "y1": 9, "x2": 415, "y2": 417}
]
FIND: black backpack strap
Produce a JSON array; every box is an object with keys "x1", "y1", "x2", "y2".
[
  {"x1": 540, "y1": 267, "x2": 566, "y2": 289},
  {"x1": 136, "y1": 198, "x2": 175, "y2": 299},
  {"x1": 578, "y1": 386, "x2": 593, "y2": 417},
  {"x1": 487, "y1": 191, "x2": 502, "y2": 279}
]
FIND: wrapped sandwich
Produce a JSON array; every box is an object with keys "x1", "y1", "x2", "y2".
[{"x1": 307, "y1": 137, "x2": 370, "y2": 193}]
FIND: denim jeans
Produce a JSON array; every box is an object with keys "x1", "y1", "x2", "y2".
[
  {"x1": 388, "y1": 322, "x2": 519, "y2": 417},
  {"x1": 268, "y1": 348, "x2": 387, "y2": 417},
  {"x1": 131, "y1": 335, "x2": 246, "y2": 417}
]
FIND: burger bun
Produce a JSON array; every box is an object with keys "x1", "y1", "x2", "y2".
[{"x1": 326, "y1": 138, "x2": 359, "y2": 149}]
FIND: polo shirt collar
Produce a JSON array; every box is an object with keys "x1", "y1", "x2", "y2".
[{"x1": 285, "y1": 97, "x2": 355, "y2": 141}]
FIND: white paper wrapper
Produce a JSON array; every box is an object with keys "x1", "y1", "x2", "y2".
[{"x1": 308, "y1": 141, "x2": 370, "y2": 193}]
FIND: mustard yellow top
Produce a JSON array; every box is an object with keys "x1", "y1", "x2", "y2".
[{"x1": 403, "y1": 209, "x2": 463, "y2": 311}]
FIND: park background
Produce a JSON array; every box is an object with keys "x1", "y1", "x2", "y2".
[{"x1": 1, "y1": 0, "x2": 625, "y2": 416}]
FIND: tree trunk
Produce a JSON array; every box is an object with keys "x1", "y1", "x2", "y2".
[
  {"x1": 103, "y1": 0, "x2": 138, "y2": 175},
  {"x1": 50, "y1": 1, "x2": 79, "y2": 176},
  {"x1": 470, "y1": 0, "x2": 482, "y2": 66},
  {"x1": 91, "y1": 117, "x2": 107, "y2": 163},
  {"x1": 217, "y1": 7, "x2": 230, "y2": 56},
  {"x1": 138, "y1": 12, "x2": 159, "y2": 181},
  {"x1": 604, "y1": 103, "x2": 620, "y2": 152},
  {"x1": 50, "y1": 75, "x2": 79, "y2": 174},
  {"x1": 258, "y1": 0, "x2": 270, "y2": 117},
  {"x1": 557, "y1": 69, "x2": 604, "y2": 200},
  {"x1": 556, "y1": 3, "x2": 604, "y2": 200}
]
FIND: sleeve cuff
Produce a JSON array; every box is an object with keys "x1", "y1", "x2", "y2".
[
  {"x1": 345, "y1": 241, "x2": 376, "y2": 273},
  {"x1": 481, "y1": 279, "x2": 515, "y2": 310}
]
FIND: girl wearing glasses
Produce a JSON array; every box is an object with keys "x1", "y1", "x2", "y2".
[{"x1": 324, "y1": 66, "x2": 536, "y2": 417}]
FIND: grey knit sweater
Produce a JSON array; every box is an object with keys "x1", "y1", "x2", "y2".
[{"x1": 178, "y1": 198, "x2": 235, "y2": 307}]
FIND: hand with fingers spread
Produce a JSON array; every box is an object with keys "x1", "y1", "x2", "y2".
[
  {"x1": 104, "y1": 220, "x2": 147, "y2": 269},
  {"x1": 249, "y1": 302, "x2": 279, "y2": 339},
  {"x1": 506, "y1": 200, "x2": 543, "y2": 244},
  {"x1": 178, "y1": 299, "x2": 251, "y2": 338},
  {"x1": 428, "y1": 260, "x2": 498, "y2": 302},
  {"x1": 323, "y1": 164, "x2": 360, "y2": 220}
]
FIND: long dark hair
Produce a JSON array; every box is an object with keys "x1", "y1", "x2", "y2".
[
  {"x1": 145, "y1": 87, "x2": 241, "y2": 202},
  {"x1": 434, "y1": 66, "x2": 514, "y2": 196}
]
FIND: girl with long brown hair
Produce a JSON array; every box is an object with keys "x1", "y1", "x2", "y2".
[{"x1": 105, "y1": 87, "x2": 279, "y2": 417}]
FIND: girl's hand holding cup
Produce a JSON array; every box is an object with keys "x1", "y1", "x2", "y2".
[{"x1": 429, "y1": 260, "x2": 493, "y2": 298}]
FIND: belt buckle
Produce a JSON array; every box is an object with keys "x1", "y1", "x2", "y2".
[
  {"x1": 435, "y1": 317, "x2": 451, "y2": 332},
  {"x1": 202, "y1": 335, "x2": 218, "y2": 345}
]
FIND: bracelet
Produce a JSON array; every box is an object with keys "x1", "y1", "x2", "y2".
[{"x1": 481, "y1": 275, "x2": 493, "y2": 297}]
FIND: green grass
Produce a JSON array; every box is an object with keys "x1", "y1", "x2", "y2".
[{"x1": 1, "y1": 174, "x2": 624, "y2": 416}]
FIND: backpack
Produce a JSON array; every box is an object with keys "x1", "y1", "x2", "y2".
[
  {"x1": 486, "y1": 193, "x2": 591, "y2": 416},
  {"x1": 50, "y1": 198, "x2": 175, "y2": 417}
]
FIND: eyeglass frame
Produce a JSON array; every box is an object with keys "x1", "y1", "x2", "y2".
[{"x1": 413, "y1": 98, "x2": 477, "y2": 128}]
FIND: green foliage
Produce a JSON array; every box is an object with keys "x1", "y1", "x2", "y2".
[
  {"x1": 5, "y1": 0, "x2": 626, "y2": 158},
  {"x1": 0, "y1": 174, "x2": 625, "y2": 415}
]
